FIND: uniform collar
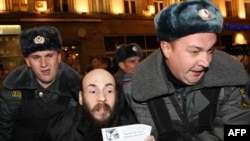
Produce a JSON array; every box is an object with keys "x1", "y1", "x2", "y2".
[
  {"x1": 3, "y1": 62, "x2": 81, "y2": 97},
  {"x1": 131, "y1": 49, "x2": 248, "y2": 102}
]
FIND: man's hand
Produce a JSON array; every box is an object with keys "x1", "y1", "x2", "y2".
[{"x1": 144, "y1": 135, "x2": 155, "y2": 141}]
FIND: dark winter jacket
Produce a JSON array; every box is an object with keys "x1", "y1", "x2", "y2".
[
  {"x1": 47, "y1": 101, "x2": 138, "y2": 141},
  {"x1": 0, "y1": 62, "x2": 81, "y2": 141}
]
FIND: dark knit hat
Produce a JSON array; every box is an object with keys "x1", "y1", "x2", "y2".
[
  {"x1": 19, "y1": 26, "x2": 62, "y2": 57},
  {"x1": 115, "y1": 43, "x2": 143, "y2": 63},
  {"x1": 225, "y1": 44, "x2": 250, "y2": 55},
  {"x1": 154, "y1": 0, "x2": 223, "y2": 42}
]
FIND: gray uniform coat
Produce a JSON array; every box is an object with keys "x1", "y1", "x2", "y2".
[{"x1": 124, "y1": 49, "x2": 250, "y2": 141}]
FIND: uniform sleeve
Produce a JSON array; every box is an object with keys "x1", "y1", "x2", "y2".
[
  {"x1": 196, "y1": 87, "x2": 250, "y2": 141},
  {"x1": 119, "y1": 82, "x2": 138, "y2": 124},
  {"x1": 217, "y1": 87, "x2": 250, "y2": 124},
  {"x1": 0, "y1": 87, "x2": 22, "y2": 141}
]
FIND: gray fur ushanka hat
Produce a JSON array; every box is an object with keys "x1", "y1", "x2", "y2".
[
  {"x1": 115, "y1": 43, "x2": 143, "y2": 63},
  {"x1": 154, "y1": 0, "x2": 224, "y2": 42},
  {"x1": 19, "y1": 26, "x2": 62, "y2": 57}
]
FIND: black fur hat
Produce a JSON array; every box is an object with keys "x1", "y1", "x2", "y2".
[
  {"x1": 154, "y1": 0, "x2": 223, "y2": 42},
  {"x1": 19, "y1": 26, "x2": 62, "y2": 57},
  {"x1": 115, "y1": 43, "x2": 143, "y2": 63},
  {"x1": 225, "y1": 44, "x2": 250, "y2": 55}
]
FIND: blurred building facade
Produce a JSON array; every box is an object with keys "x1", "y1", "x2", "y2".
[{"x1": 0, "y1": 0, "x2": 250, "y2": 74}]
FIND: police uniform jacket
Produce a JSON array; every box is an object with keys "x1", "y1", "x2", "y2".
[
  {"x1": 124, "y1": 49, "x2": 250, "y2": 141},
  {"x1": 0, "y1": 62, "x2": 81, "y2": 141}
]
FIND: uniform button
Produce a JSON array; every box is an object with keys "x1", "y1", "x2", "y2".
[
  {"x1": 177, "y1": 94, "x2": 181, "y2": 99},
  {"x1": 39, "y1": 92, "x2": 43, "y2": 97}
]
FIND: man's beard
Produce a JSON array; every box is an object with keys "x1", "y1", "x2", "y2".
[{"x1": 82, "y1": 98, "x2": 118, "y2": 129}]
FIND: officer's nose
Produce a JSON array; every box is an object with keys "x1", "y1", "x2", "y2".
[
  {"x1": 199, "y1": 53, "x2": 211, "y2": 68},
  {"x1": 40, "y1": 57, "x2": 47, "y2": 67}
]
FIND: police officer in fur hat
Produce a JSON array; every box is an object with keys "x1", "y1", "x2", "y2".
[
  {"x1": 113, "y1": 43, "x2": 143, "y2": 133},
  {"x1": 123, "y1": 0, "x2": 250, "y2": 141},
  {"x1": 225, "y1": 44, "x2": 250, "y2": 107},
  {"x1": 114, "y1": 43, "x2": 143, "y2": 85},
  {"x1": 0, "y1": 26, "x2": 81, "y2": 141}
]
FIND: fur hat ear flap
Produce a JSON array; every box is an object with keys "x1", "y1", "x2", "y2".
[
  {"x1": 19, "y1": 26, "x2": 62, "y2": 57},
  {"x1": 154, "y1": 0, "x2": 223, "y2": 42}
]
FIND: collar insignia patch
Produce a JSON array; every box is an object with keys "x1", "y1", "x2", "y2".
[{"x1": 12, "y1": 91, "x2": 22, "y2": 99}]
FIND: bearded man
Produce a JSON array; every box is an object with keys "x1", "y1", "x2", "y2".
[{"x1": 47, "y1": 69, "x2": 154, "y2": 141}]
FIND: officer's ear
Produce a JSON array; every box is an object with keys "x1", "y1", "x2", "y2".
[
  {"x1": 160, "y1": 41, "x2": 172, "y2": 59},
  {"x1": 118, "y1": 62, "x2": 125, "y2": 70},
  {"x1": 24, "y1": 58, "x2": 31, "y2": 67},
  {"x1": 79, "y1": 91, "x2": 83, "y2": 105}
]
